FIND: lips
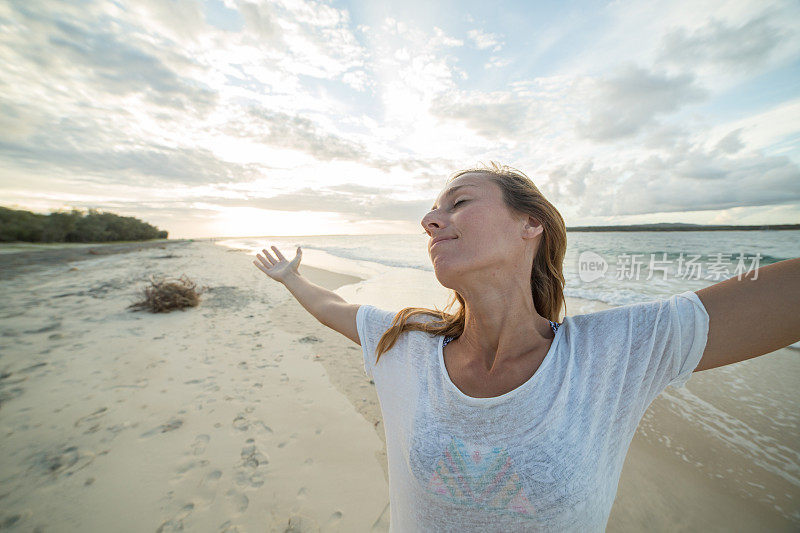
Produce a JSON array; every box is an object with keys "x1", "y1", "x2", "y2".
[{"x1": 430, "y1": 236, "x2": 456, "y2": 250}]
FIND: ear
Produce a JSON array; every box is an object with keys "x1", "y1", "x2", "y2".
[{"x1": 522, "y1": 216, "x2": 543, "y2": 239}]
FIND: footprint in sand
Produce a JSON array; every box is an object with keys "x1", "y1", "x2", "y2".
[
  {"x1": 232, "y1": 410, "x2": 272, "y2": 435},
  {"x1": 232, "y1": 414, "x2": 249, "y2": 431},
  {"x1": 191, "y1": 434, "x2": 210, "y2": 456},
  {"x1": 140, "y1": 418, "x2": 183, "y2": 438},
  {"x1": 277, "y1": 432, "x2": 299, "y2": 449},
  {"x1": 225, "y1": 488, "x2": 249, "y2": 514},
  {"x1": 28, "y1": 445, "x2": 95, "y2": 480},
  {"x1": 218, "y1": 519, "x2": 243, "y2": 532},
  {"x1": 234, "y1": 438, "x2": 268, "y2": 489},
  {"x1": 74, "y1": 407, "x2": 108, "y2": 434},
  {"x1": 0, "y1": 509, "x2": 39, "y2": 530},
  {"x1": 156, "y1": 502, "x2": 195, "y2": 533},
  {"x1": 240, "y1": 443, "x2": 268, "y2": 468},
  {"x1": 323, "y1": 511, "x2": 344, "y2": 530},
  {"x1": 253, "y1": 421, "x2": 273, "y2": 434},
  {"x1": 196, "y1": 469, "x2": 222, "y2": 506},
  {"x1": 278, "y1": 514, "x2": 319, "y2": 532},
  {"x1": 174, "y1": 459, "x2": 210, "y2": 479}
]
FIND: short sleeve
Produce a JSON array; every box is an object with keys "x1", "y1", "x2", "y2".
[
  {"x1": 628, "y1": 290, "x2": 710, "y2": 395},
  {"x1": 356, "y1": 304, "x2": 398, "y2": 379},
  {"x1": 665, "y1": 291, "x2": 710, "y2": 388}
]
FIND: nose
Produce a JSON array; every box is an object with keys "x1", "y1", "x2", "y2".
[{"x1": 421, "y1": 209, "x2": 442, "y2": 235}]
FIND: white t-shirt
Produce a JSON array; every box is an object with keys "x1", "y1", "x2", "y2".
[{"x1": 356, "y1": 290, "x2": 709, "y2": 532}]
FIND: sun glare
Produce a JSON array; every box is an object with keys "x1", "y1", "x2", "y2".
[{"x1": 211, "y1": 206, "x2": 359, "y2": 237}]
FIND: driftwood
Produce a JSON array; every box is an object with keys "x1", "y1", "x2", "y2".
[{"x1": 128, "y1": 274, "x2": 206, "y2": 313}]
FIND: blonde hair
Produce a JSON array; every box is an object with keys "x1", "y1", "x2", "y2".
[{"x1": 373, "y1": 161, "x2": 568, "y2": 364}]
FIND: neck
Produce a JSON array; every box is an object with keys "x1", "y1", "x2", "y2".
[{"x1": 454, "y1": 279, "x2": 553, "y2": 373}]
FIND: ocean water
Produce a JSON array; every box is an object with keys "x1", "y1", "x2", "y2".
[{"x1": 220, "y1": 229, "x2": 799, "y2": 307}]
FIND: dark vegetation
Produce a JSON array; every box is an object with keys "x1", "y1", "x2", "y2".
[
  {"x1": 567, "y1": 222, "x2": 800, "y2": 232},
  {"x1": 0, "y1": 206, "x2": 168, "y2": 242},
  {"x1": 128, "y1": 274, "x2": 207, "y2": 313}
]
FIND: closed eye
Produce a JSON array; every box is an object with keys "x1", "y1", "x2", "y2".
[{"x1": 453, "y1": 199, "x2": 467, "y2": 208}]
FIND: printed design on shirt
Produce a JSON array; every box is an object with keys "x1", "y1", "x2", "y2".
[{"x1": 426, "y1": 435, "x2": 536, "y2": 516}]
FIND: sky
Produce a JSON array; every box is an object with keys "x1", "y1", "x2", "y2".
[{"x1": 1, "y1": 0, "x2": 799, "y2": 238}]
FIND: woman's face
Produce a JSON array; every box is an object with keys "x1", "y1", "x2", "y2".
[{"x1": 421, "y1": 172, "x2": 536, "y2": 290}]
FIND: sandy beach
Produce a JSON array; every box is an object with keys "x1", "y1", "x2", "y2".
[{"x1": 0, "y1": 240, "x2": 797, "y2": 531}]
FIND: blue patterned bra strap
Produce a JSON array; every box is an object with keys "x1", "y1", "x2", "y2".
[{"x1": 442, "y1": 320, "x2": 560, "y2": 348}]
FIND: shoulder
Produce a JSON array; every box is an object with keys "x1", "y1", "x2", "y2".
[
  {"x1": 359, "y1": 304, "x2": 442, "y2": 325},
  {"x1": 565, "y1": 291, "x2": 706, "y2": 340},
  {"x1": 357, "y1": 304, "x2": 396, "y2": 324},
  {"x1": 357, "y1": 305, "x2": 443, "y2": 339}
]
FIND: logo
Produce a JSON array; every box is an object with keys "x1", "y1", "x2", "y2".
[{"x1": 578, "y1": 251, "x2": 607, "y2": 282}]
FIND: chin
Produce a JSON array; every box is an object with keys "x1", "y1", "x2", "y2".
[{"x1": 431, "y1": 261, "x2": 464, "y2": 291}]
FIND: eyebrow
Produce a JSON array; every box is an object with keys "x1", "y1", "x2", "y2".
[{"x1": 430, "y1": 184, "x2": 477, "y2": 210}]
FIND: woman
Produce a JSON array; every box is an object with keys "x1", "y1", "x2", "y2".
[{"x1": 253, "y1": 162, "x2": 799, "y2": 532}]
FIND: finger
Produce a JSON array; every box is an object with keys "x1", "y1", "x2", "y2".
[
  {"x1": 271, "y1": 246, "x2": 287, "y2": 262},
  {"x1": 260, "y1": 249, "x2": 277, "y2": 265},
  {"x1": 253, "y1": 260, "x2": 268, "y2": 274},
  {"x1": 256, "y1": 253, "x2": 274, "y2": 268}
]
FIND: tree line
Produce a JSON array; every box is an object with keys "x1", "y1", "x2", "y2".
[
  {"x1": 0, "y1": 206, "x2": 168, "y2": 242},
  {"x1": 567, "y1": 222, "x2": 800, "y2": 232}
]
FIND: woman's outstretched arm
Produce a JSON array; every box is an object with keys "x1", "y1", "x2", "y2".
[
  {"x1": 693, "y1": 257, "x2": 800, "y2": 372},
  {"x1": 254, "y1": 245, "x2": 361, "y2": 345}
]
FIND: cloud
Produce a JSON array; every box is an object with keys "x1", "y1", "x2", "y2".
[
  {"x1": 239, "y1": 1, "x2": 283, "y2": 41},
  {"x1": 326, "y1": 183, "x2": 386, "y2": 195},
  {"x1": 430, "y1": 27, "x2": 464, "y2": 48},
  {"x1": 222, "y1": 107, "x2": 407, "y2": 170},
  {"x1": 485, "y1": 56, "x2": 513, "y2": 69},
  {"x1": 657, "y1": 13, "x2": 791, "y2": 73},
  {"x1": 714, "y1": 129, "x2": 745, "y2": 155},
  {"x1": 245, "y1": 0, "x2": 368, "y2": 88},
  {"x1": 575, "y1": 64, "x2": 708, "y2": 141},
  {"x1": 0, "y1": 136, "x2": 262, "y2": 186},
  {"x1": 553, "y1": 148, "x2": 800, "y2": 217},
  {"x1": 193, "y1": 187, "x2": 432, "y2": 223},
  {"x1": 49, "y1": 24, "x2": 216, "y2": 110},
  {"x1": 0, "y1": 100, "x2": 260, "y2": 186},
  {"x1": 640, "y1": 123, "x2": 693, "y2": 150},
  {"x1": 430, "y1": 92, "x2": 531, "y2": 138},
  {"x1": 5, "y1": 3, "x2": 216, "y2": 113},
  {"x1": 467, "y1": 29, "x2": 503, "y2": 52},
  {"x1": 623, "y1": 152, "x2": 800, "y2": 214},
  {"x1": 544, "y1": 160, "x2": 593, "y2": 199},
  {"x1": 0, "y1": 100, "x2": 41, "y2": 143},
  {"x1": 243, "y1": 108, "x2": 369, "y2": 162},
  {"x1": 126, "y1": 0, "x2": 208, "y2": 43}
]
